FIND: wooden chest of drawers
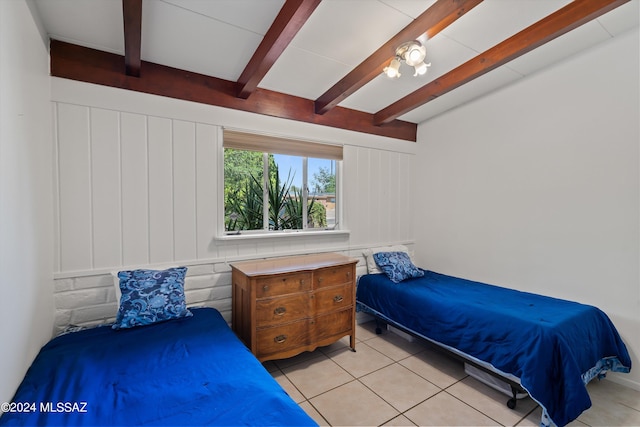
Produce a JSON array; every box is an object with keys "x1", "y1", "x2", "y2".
[{"x1": 231, "y1": 253, "x2": 358, "y2": 362}]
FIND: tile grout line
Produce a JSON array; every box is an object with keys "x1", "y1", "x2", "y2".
[
  {"x1": 279, "y1": 326, "x2": 428, "y2": 425},
  {"x1": 364, "y1": 325, "x2": 540, "y2": 426},
  {"x1": 441, "y1": 388, "x2": 506, "y2": 426}
]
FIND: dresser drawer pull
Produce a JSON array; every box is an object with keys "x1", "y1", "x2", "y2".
[
  {"x1": 333, "y1": 295, "x2": 344, "y2": 303},
  {"x1": 317, "y1": 277, "x2": 323, "y2": 283},
  {"x1": 274, "y1": 335, "x2": 287, "y2": 344},
  {"x1": 300, "y1": 279, "x2": 305, "y2": 285},
  {"x1": 263, "y1": 285, "x2": 269, "y2": 292},
  {"x1": 274, "y1": 306, "x2": 286, "y2": 316}
]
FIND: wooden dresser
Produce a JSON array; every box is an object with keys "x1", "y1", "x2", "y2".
[{"x1": 231, "y1": 253, "x2": 358, "y2": 362}]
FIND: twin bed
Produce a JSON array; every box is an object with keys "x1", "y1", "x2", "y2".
[
  {"x1": 1, "y1": 288, "x2": 317, "y2": 426},
  {"x1": 356, "y1": 248, "x2": 632, "y2": 427},
  {"x1": 0, "y1": 307, "x2": 316, "y2": 426}
]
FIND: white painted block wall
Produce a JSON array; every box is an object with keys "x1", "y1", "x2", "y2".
[{"x1": 52, "y1": 251, "x2": 374, "y2": 335}]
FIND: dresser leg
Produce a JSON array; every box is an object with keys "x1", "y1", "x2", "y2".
[{"x1": 350, "y1": 335, "x2": 356, "y2": 352}]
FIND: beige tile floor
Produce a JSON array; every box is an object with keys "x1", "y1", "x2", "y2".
[{"x1": 265, "y1": 321, "x2": 640, "y2": 427}]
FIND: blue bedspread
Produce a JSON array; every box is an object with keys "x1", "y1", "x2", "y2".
[
  {"x1": 356, "y1": 271, "x2": 631, "y2": 427},
  {"x1": 0, "y1": 307, "x2": 317, "y2": 426}
]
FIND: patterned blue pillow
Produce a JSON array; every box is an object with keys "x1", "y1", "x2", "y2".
[
  {"x1": 113, "y1": 267, "x2": 192, "y2": 330},
  {"x1": 373, "y1": 251, "x2": 424, "y2": 283}
]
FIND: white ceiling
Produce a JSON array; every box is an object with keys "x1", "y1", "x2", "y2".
[{"x1": 34, "y1": 0, "x2": 639, "y2": 125}]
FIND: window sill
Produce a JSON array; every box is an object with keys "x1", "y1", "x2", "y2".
[{"x1": 215, "y1": 229, "x2": 350, "y2": 241}]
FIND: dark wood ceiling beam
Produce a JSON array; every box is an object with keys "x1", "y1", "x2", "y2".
[
  {"x1": 313, "y1": 0, "x2": 484, "y2": 115},
  {"x1": 236, "y1": 0, "x2": 321, "y2": 99},
  {"x1": 374, "y1": 0, "x2": 630, "y2": 125},
  {"x1": 122, "y1": 0, "x2": 142, "y2": 77},
  {"x1": 50, "y1": 40, "x2": 417, "y2": 141}
]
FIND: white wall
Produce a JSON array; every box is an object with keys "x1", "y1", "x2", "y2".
[
  {"x1": 414, "y1": 28, "x2": 640, "y2": 390},
  {"x1": 0, "y1": 0, "x2": 54, "y2": 405},
  {"x1": 50, "y1": 78, "x2": 416, "y2": 331}
]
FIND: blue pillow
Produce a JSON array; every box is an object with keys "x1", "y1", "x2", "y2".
[
  {"x1": 113, "y1": 267, "x2": 192, "y2": 330},
  {"x1": 373, "y1": 251, "x2": 424, "y2": 283}
]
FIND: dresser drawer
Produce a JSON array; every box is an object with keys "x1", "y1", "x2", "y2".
[
  {"x1": 256, "y1": 320, "x2": 311, "y2": 357},
  {"x1": 313, "y1": 284, "x2": 353, "y2": 315},
  {"x1": 256, "y1": 272, "x2": 311, "y2": 298},
  {"x1": 314, "y1": 309, "x2": 352, "y2": 341},
  {"x1": 315, "y1": 265, "x2": 353, "y2": 288},
  {"x1": 255, "y1": 293, "x2": 310, "y2": 326}
]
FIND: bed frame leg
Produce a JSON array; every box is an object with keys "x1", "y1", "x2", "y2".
[
  {"x1": 507, "y1": 386, "x2": 518, "y2": 409},
  {"x1": 375, "y1": 318, "x2": 384, "y2": 334}
]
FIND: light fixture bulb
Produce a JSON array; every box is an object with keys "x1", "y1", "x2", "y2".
[
  {"x1": 383, "y1": 57, "x2": 401, "y2": 79},
  {"x1": 403, "y1": 42, "x2": 426, "y2": 67},
  {"x1": 413, "y1": 61, "x2": 430, "y2": 76}
]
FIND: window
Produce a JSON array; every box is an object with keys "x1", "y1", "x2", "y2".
[{"x1": 223, "y1": 130, "x2": 342, "y2": 235}]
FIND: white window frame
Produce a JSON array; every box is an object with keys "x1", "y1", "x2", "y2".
[{"x1": 216, "y1": 128, "x2": 346, "y2": 240}]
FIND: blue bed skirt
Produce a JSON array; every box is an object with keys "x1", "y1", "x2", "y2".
[
  {"x1": 0, "y1": 307, "x2": 317, "y2": 426},
  {"x1": 356, "y1": 271, "x2": 631, "y2": 427}
]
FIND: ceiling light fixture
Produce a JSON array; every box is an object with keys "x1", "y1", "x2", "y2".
[{"x1": 383, "y1": 40, "x2": 431, "y2": 79}]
